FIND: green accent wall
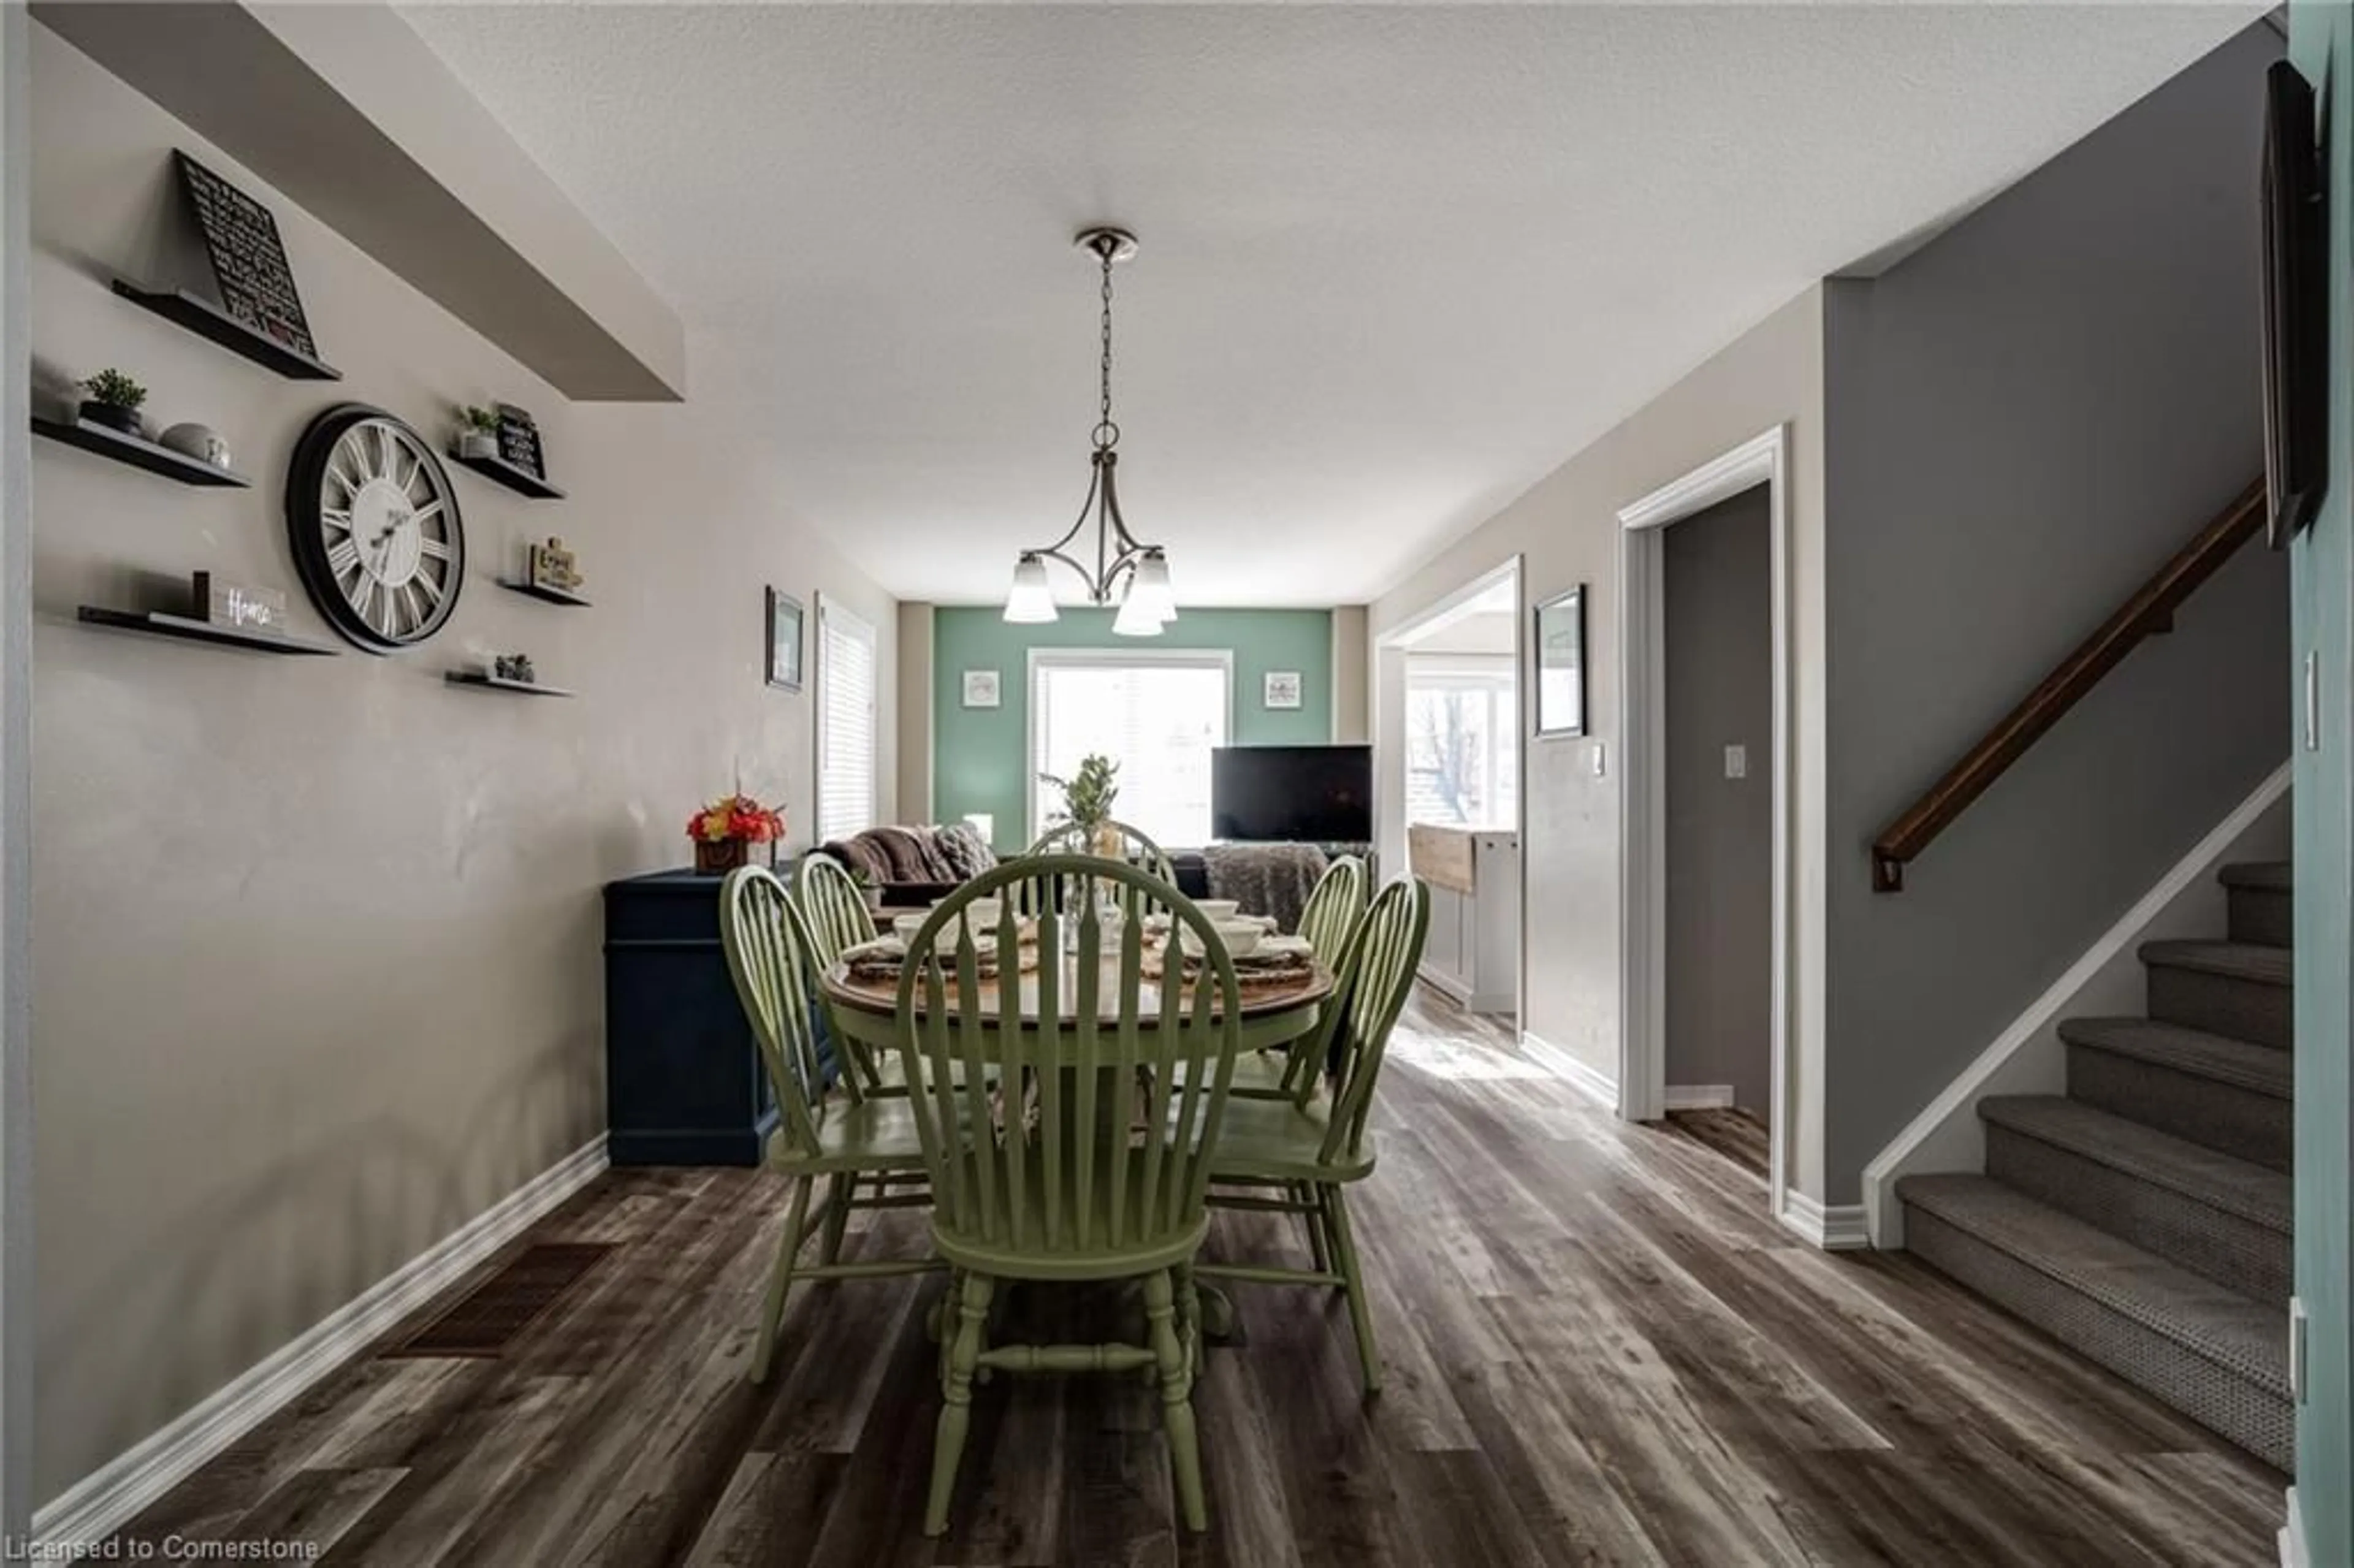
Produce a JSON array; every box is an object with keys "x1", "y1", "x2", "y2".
[
  {"x1": 2291, "y1": 5, "x2": 2352, "y2": 1558},
  {"x1": 933, "y1": 606, "x2": 1333, "y2": 849}
]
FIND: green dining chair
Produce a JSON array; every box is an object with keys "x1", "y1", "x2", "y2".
[
  {"x1": 794, "y1": 850, "x2": 878, "y2": 965},
  {"x1": 1022, "y1": 818, "x2": 1175, "y2": 882},
  {"x1": 717, "y1": 866, "x2": 941, "y2": 1385},
  {"x1": 793, "y1": 851, "x2": 901, "y2": 1096},
  {"x1": 1297, "y1": 854, "x2": 1366, "y2": 953},
  {"x1": 894, "y1": 854, "x2": 1243, "y2": 1536},
  {"x1": 1235, "y1": 853, "x2": 1369, "y2": 1103},
  {"x1": 1198, "y1": 875, "x2": 1430, "y2": 1396}
]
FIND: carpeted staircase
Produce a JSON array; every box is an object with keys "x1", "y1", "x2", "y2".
[{"x1": 1898, "y1": 860, "x2": 2293, "y2": 1471}]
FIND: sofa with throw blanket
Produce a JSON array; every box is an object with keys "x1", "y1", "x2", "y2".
[{"x1": 813, "y1": 823, "x2": 998, "y2": 907}]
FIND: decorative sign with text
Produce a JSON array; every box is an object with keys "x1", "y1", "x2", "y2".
[
  {"x1": 172, "y1": 151, "x2": 320, "y2": 360},
  {"x1": 192, "y1": 573, "x2": 288, "y2": 634},
  {"x1": 528, "y1": 536, "x2": 583, "y2": 593},
  {"x1": 495, "y1": 403, "x2": 546, "y2": 481}
]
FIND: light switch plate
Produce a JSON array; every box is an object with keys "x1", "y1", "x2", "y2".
[
  {"x1": 2291, "y1": 1296, "x2": 2308, "y2": 1403},
  {"x1": 1724, "y1": 744, "x2": 1748, "y2": 780},
  {"x1": 1590, "y1": 742, "x2": 1607, "y2": 778}
]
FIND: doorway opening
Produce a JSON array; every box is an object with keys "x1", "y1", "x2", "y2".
[
  {"x1": 1376, "y1": 559, "x2": 1523, "y2": 1026},
  {"x1": 1659, "y1": 484, "x2": 1773, "y2": 1176},
  {"x1": 1618, "y1": 429, "x2": 1796, "y2": 1224}
]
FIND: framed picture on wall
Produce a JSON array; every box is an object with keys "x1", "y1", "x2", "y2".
[
  {"x1": 1534, "y1": 585, "x2": 1586, "y2": 737},
  {"x1": 962, "y1": 669, "x2": 1002, "y2": 708},
  {"x1": 766, "y1": 587, "x2": 804, "y2": 692},
  {"x1": 1263, "y1": 671, "x2": 1303, "y2": 710}
]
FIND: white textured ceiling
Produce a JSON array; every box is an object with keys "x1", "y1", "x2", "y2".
[{"x1": 400, "y1": 2, "x2": 2263, "y2": 607}]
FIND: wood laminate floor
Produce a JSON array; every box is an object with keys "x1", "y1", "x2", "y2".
[
  {"x1": 1662, "y1": 1107, "x2": 1770, "y2": 1179},
  {"x1": 116, "y1": 991, "x2": 2283, "y2": 1566}
]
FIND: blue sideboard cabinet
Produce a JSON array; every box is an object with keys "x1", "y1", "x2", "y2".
[{"x1": 604, "y1": 868, "x2": 778, "y2": 1165}]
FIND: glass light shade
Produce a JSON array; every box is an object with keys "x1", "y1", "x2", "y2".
[
  {"x1": 1112, "y1": 587, "x2": 1166, "y2": 637},
  {"x1": 1003, "y1": 554, "x2": 1059, "y2": 623},
  {"x1": 1127, "y1": 549, "x2": 1178, "y2": 625}
]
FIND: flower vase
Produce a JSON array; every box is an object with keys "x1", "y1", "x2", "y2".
[
  {"x1": 695, "y1": 837, "x2": 750, "y2": 875},
  {"x1": 1092, "y1": 824, "x2": 1123, "y2": 859}
]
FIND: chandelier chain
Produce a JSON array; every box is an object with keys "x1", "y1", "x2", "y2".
[{"x1": 1095, "y1": 240, "x2": 1118, "y2": 449}]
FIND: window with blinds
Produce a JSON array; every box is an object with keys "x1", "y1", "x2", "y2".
[
  {"x1": 816, "y1": 596, "x2": 878, "y2": 840},
  {"x1": 1029, "y1": 652, "x2": 1232, "y2": 847}
]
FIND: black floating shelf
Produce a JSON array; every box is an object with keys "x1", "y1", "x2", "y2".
[
  {"x1": 32, "y1": 416, "x2": 253, "y2": 488},
  {"x1": 110, "y1": 281, "x2": 341, "y2": 381},
  {"x1": 452, "y1": 451, "x2": 566, "y2": 501},
  {"x1": 446, "y1": 672, "x2": 574, "y2": 698},
  {"x1": 78, "y1": 606, "x2": 341, "y2": 656},
  {"x1": 497, "y1": 577, "x2": 592, "y2": 608}
]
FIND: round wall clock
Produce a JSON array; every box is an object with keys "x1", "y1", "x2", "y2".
[{"x1": 285, "y1": 404, "x2": 466, "y2": 653}]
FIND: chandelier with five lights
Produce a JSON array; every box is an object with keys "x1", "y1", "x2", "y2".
[{"x1": 1002, "y1": 226, "x2": 1177, "y2": 636}]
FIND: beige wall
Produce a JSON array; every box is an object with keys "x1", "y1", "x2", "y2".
[
  {"x1": 1370, "y1": 286, "x2": 1827, "y2": 1197},
  {"x1": 896, "y1": 601, "x2": 934, "y2": 823},
  {"x1": 26, "y1": 26, "x2": 894, "y2": 1504},
  {"x1": 1409, "y1": 608, "x2": 1515, "y2": 657},
  {"x1": 1329, "y1": 605, "x2": 1368, "y2": 743}
]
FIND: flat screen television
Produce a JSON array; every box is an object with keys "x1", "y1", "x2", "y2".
[
  {"x1": 2262, "y1": 59, "x2": 2326, "y2": 548},
  {"x1": 1211, "y1": 745, "x2": 1373, "y2": 843}
]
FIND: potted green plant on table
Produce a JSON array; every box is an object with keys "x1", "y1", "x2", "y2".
[
  {"x1": 1040, "y1": 753, "x2": 1122, "y2": 856},
  {"x1": 80, "y1": 369, "x2": 148, "y2": 438}
]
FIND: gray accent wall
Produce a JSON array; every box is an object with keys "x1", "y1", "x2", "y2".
[
  {"x1": 26, "y1": 28, "x2": 895, "y2": 1506},
  {"x1": 1821, "y1": 21, "x2": 2288, "y2": 1197},
  {"x1": 1664, "y1": 485, "x2": 1773, "y2": 1112}
]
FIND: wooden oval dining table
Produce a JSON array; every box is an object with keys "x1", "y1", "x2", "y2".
[{"x1": 817, "y1": 948, "x2": 1338, "y2": 1064}]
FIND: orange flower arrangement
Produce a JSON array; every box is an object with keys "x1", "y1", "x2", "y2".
[
  {"x1": 687, "y1": 792, "x2": 785, "y2": 873},
  {"x1": 687, "y1": 793, "x2": 784, "y2": 843}
]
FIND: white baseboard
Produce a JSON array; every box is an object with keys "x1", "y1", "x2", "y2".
[
  {"x1": 1415, "y1": 964, "x2": 1469, "y2": 1005},
  {"x1": 34, "y1": 1135, "x2": 611, "y2": 1548},
  {"x1": 2280, "y1": 1486, "x2": 2307, "y2": 1568},
  {"x1": 1664, "y1": 1084, "x2": 1735, "y2": 1110},
  {"x1": 1859, "y1": 763, "x2": 2291, "y2": 1249},
  {"x1": 1778, "y1": 1189, "x2": 1868, "y2": 1250},
  {"x1": 1521, "y1": 1030, "x2": 1618, "y2": 1108}
]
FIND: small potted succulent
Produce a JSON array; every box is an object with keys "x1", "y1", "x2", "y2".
[
  {"x1": 687, "y1": 791, "x2": 785, "y2": 875},
  {"x1": 1040, "y1": 753, "x2": 1121, "y2": 857},
  {"x1": 455, "y1": 405, "x2": 500, "y2": 460},
  {"x1": 80, "y1": 370, "x2": 148, "y2": 438}
]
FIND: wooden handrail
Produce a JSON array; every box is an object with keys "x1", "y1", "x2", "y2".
[{"x1": 1870, "y1": 478, "x2": 2268, "y2": 892}]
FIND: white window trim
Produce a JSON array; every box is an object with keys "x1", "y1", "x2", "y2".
[
  {"x1": 1024, "y1": 647, "x2": 1235, "y2": 847},
  {"x1": 815, "y1": 593, "x2": 879, "y2": 842}
]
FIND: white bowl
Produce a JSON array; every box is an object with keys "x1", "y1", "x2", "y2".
[
  {"x1": 1192, "y1": 899, "x2": 1241, "y2": 921},
  {"x1": 1181, "y1": 920, "x2": 1263, "y2": 961}
]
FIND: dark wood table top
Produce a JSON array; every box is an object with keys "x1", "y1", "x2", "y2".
[{"x1": 820, "y1": 951, "x2": 1335, "y2": 1027}]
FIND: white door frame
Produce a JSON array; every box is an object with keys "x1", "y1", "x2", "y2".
[
  {"x1": 1374, "y1": 557, "x2": 1525, "y2": 1025},
  {"x1": 1616, "y1": 427, "x2": 1793, "y2": 1222}
]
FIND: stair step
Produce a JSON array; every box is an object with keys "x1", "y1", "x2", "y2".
[
  {"x1": 2140, "y1": 940, "x2": 2291, "y2": 1049},
  {"x1": 2059, "y1": 1018, "x2": 2291, "y2": 1171},
  {"x1": 1979, "y1": 1096, "x2": 2290, "y2": 1304},
  {"x1": 2220, "y1": 862, "x2": 2293, "y2": 948},
  {"x1": 1898, "y1": 1173, "x2": 2289, "y2": 1471}
]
